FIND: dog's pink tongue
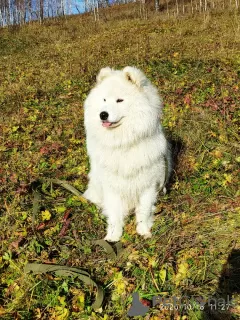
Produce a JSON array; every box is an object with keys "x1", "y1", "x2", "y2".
[{"x1": 102, "y1": 122, "x2": 111, "y2": 127}]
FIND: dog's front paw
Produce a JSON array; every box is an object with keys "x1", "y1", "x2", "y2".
[
  {"x1": 104, "y1": 226, "x2": 122, "y2": 242},
  {"x1": 104, "y1": 234, "x2": 121, "y2": 242},
  {"x1": 136, "y1": 223, "x2": 152, "y2": 239}
]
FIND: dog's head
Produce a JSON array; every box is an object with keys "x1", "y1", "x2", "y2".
[{"x1": 84, "y1": 66, "x2": 163, "y2": 147}]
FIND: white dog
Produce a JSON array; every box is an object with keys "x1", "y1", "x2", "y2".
[{"x1": 83, "y1": 66, "x2": 171, "y2": 242}]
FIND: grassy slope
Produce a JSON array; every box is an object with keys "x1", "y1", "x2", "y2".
[{"x1": 0, "y1": 4, "x2": 240, "y2": 319}]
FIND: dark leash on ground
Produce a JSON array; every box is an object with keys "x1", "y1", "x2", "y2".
[{"x1": 27, "y1": 178, "x2": 124, "y2": 311}]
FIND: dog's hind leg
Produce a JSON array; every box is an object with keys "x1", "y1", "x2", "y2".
[
  {"x1": 103, "y1": 191, "x2": 126, "y2": 242},
  {"x1": 136, "y1": 186, "x2": 157, "y2": 238},
  {"x1": 83, "y1": 179, "x2": 103, "y2": 207}
]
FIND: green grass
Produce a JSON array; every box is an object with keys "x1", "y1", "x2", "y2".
[{"x1": 0, "y1": 4, "x2": 240, "y2": 319}]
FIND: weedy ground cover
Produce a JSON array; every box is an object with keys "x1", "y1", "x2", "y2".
[{"x1": 0, "y1": 4, "x2": 239, "y2": 319}]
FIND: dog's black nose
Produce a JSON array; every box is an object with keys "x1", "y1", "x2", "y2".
[{"x1": 100, "y1": 111, "x2": 109, "y2": 121}]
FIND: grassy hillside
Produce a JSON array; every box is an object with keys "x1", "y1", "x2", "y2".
[{"x1": 0, "y1": 4, "x2": 240, "y2": 319}]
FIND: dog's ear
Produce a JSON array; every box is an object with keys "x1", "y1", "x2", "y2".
[
  {"x1": 97, "y1": 67, "x2": 113, "y2": 83},
  {"x1": 123, "y1": 66, "x2": 148, "y2": 88}
]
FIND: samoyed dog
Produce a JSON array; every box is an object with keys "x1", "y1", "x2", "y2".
[{"x1": 83, "y1": 66, "x2": 171, "y2": 242}]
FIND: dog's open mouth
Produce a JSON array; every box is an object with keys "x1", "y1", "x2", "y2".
[{"x1": 102, "y1": 119, "x2": 122, "y2": 128}]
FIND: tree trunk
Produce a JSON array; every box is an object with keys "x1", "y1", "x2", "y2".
[{"x1": 40, "y1": 0, "x2": 44, "y2": 21}]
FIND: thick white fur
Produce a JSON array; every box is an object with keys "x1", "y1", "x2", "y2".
[{"x1": 83, "y1": 66, "x2": 171, "y2": 242}]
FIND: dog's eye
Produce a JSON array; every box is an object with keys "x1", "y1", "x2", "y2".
[
  {"x1": 103, "y1": 98, "x2": 106, "y2": 102},
  {"x1": 116, "y1": 99, "x2": 124, "y2": 103}
]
